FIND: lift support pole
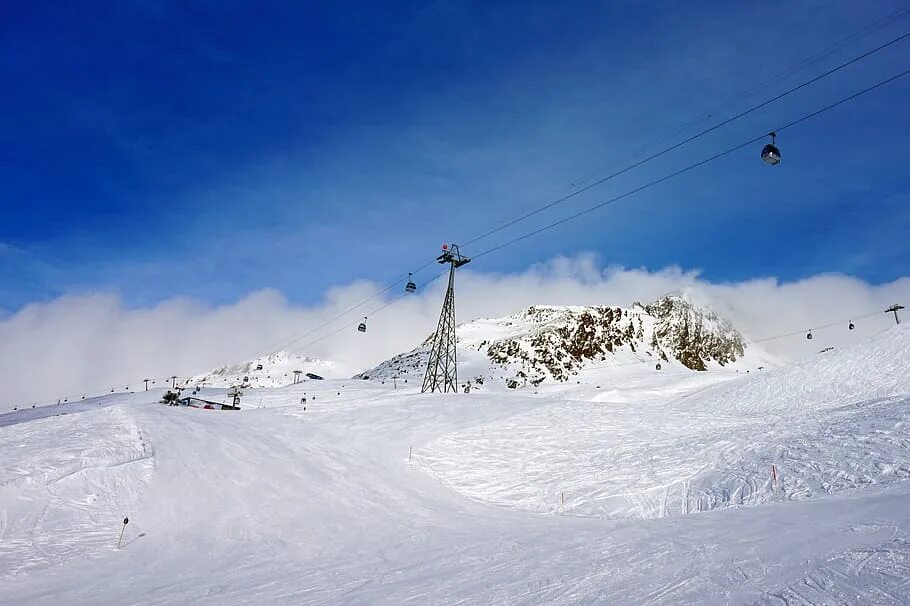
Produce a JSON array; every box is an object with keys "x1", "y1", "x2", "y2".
[{"x1": 422, "y1": 244, "x2": 470, "y2": 394}]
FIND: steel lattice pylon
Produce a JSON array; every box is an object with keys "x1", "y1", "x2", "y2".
[{"x1": 422, "y1": 244, "x2": 470, "y2": 394}]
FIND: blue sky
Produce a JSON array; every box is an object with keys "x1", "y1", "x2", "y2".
[{"x1": 2, "y1": 0, "x2": 909, "y2": 313}]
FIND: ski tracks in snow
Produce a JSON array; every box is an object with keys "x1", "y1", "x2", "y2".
[
  {"x1": 760, "y1": 536, "x2": 910, "y2": 605},
  {"x1": 0, "y1": 404, "x2": 155, "y2": 579},
  {"x1": 418, "y1": 391, "x2": 910, "y2": 521}
]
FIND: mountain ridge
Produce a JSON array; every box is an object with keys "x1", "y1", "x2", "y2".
[
  {"x1": 186, "y1": 350, "x2": 341, "y2": 389},
  {"x1": 357, "y1": 295, "x2": 771, "y2": 388}
]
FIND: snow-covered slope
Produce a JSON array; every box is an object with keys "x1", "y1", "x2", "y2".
[
  {"x1": 185, "y1": 350, "x2": 341, "y2": 389},
  {"x1": 358, "y1": 295, "x2": 777, "y2": 388},
  {"x1": 674, "y1": 323, "x2": 910, "y2": 417},
  {"x1": 1, "y1": 325, "x2": 908, "y2": 604},
  {"x1": 419, "y1": 324, "x2": 910, "y2": 520}
]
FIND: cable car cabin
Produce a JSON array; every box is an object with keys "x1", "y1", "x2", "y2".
[
  {"x1": 806, "y1": 331, "x2": 813, "y2": 340},
  {"x1": 761, "y1": 144, "x2": 781, "y2": 165},
  {"x1": 405, "y1": 272, "x2": 417, "y2": 293},
  {"x1": 256, "y1": 364, "x2": 263, "y2": 371},
  {"x1": 849, "y1": 322, "x2": 855, "y2": 330},
  {"x1": 761, "y1": 132, "x2": 781, "y2": 165},
  {"x1": 358, "y1": 321, "x2": 367, "y2": 333}
]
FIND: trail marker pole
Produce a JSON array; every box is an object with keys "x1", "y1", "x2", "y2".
[
  {"x1": 117, "y1": 517, "x2": 129, "y2": 548},
  {"x1": 771, "y1": 465, "x2": 779, "y2": 499},
  {"x1": 408, "y1": 446, "x2": 412, "y2": 463}
]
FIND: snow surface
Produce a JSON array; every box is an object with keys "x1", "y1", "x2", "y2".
[
  {"x1": 420, "y1": 326, "x2": 910, "y2": 520},
  {"x1": 1, "y1": 325, "x2": 909, "y2": 604}
]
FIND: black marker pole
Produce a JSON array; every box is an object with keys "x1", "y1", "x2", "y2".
[{"x1": 117, "y1": 517, "x2": 129, "y2": 549}]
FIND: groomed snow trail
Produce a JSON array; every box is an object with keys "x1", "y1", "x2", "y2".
[
  {"x1": 0, "y1": 326, "x2": 908, "y2": 604},
  {"x1": 420, "y1": 325, "x2": 910, "y2": 519}
]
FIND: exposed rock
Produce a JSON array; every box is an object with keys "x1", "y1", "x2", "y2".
[{"x1": 356, "y1": 295, "x2": 750, "y2": 388}]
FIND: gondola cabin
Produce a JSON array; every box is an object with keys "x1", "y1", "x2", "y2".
[{"x1": 761, "y1": 132, "x2": 781, "y2": 166}]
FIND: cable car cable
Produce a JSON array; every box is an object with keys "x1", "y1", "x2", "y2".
[
  {"x1": 638, "y1": 4, "x2": 910, "y2": 155},
  {"x1": 244, "y1": 29, "x2": 910, "y2": 362},
  {"x1": 277, "y1": 68, "x2": 910, "y2": 361},
  {"x1": 246, "y1": 32, "x2": 910, "y2": 360},
  {"x1": 42, "y1": 66, "x2": 908, "y2": 404},
  {"x1": 492, "y1": 6, "x2": 910, "y2": 233},
  {"x1": 245, "y1": 37, "x2": 910, "y2": 365},
  {"x1": 250, "y1": 279, "x2": 406, "y2": 358},
  {"x1": 461, "y1": 30, "x2": 910, "y2": 249},
  {"x1": 469, "y1": 66, "x2": 910, "y2": 263},
  {"x1": 287, "y1": 270, "x2": 449, "y2": 355}
]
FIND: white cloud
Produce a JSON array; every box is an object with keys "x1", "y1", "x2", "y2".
[{"x1": 2, "y1": 254, "x2": 908, "y2": 408}]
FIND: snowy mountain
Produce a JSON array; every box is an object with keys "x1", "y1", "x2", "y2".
[
  {"x1": 357, "y1": 295, "x2": 775, "y2": 388},
  {"x1": 185, "y1": 350, "x2": 341, "y2": 389}
]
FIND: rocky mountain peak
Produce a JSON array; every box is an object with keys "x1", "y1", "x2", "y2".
[{"x1": 356, "y1": 295, "x2": 755, "y2": 388}]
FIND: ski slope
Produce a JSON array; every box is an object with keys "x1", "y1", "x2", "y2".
[
  {"x1": 419, "y1": 326, "x2": 910, "y2": 520},
  {"x1": 1, "y1": 326, "x2": 909, "y2": 604}
]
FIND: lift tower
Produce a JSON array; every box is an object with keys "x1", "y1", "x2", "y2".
[
  {"x1": 422, "y1": 244, "x2": 471, "y2": 394},
  {"x1": 886, "y1": 303, "x2": 904, "y2": 325}
]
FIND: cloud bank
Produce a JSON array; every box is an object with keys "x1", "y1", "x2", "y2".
[{"x1": 2, "y1": 254, "x2": 908, "y2": 408}]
